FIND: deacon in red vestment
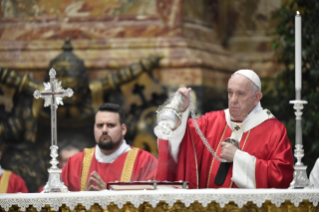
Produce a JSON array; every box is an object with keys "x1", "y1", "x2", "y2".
[
  {"x1": 62, "y1": 145, "x2": 157, "y2": 191},
  {"x1": 0, "y1": 149, "x2": 28, "y2": 193},
  {"x1": 61, "y1": 103, "x2": 157, "y2": 191},
  {"x1": 155, "y1": 70, "x2": 294, "y2": 189},
  {"x1": 0, "y1": 170, "x2": 28, "y2": 193}
]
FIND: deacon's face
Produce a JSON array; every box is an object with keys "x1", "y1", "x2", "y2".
[
  {"x1": 227, "y1": 74, "x2": 259, "y2": 120},
  {"x1": 94, "y1": 111, "x2": 127, "y2": 153}
]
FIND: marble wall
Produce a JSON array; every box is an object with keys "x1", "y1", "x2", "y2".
[
  {"x1": 0, "y1": 0, "x2": 282, "y2": 87},
  {"x1": 0, "y1": 0, "x2": 238, "y2": 87}
]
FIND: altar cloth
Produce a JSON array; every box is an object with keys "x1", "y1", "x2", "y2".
[{"x1": 0, "y1": 189, "x2": 318, "y2": 211}]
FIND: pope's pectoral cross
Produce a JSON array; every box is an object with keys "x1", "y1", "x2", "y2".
[{"x1": 33, "y1": 68, "x2": 73, "y2": 192}]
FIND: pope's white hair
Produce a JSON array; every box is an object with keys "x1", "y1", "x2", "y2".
[{"x1": 250, "y1": 81, "x2": 260, "y2": 94}]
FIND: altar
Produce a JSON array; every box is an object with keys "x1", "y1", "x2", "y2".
[{"x1": 1, "y1": 189, "x2": 318, "y2": 212}]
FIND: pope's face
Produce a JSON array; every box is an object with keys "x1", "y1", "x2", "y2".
[
  {"x1": 227, "y1": 74, "x2": 260, "y2": 120},
  {"x1": 94, "y1": 111, "x2": 127, "y2": 153}
]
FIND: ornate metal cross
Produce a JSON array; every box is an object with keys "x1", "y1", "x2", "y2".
[
  {"x1": 34, "y1": 68, "x2": 73, "y2": 146},
  {"x1": 33, "y1": 68, "x2": 73, "y2": 192}
]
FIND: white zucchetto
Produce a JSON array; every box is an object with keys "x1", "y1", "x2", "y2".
[{"x1": 233, "y1": 69, "x2": 261, "y2": 91}]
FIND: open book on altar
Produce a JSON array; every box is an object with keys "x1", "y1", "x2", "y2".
[{"x1": 107, "y1": 181, "x2": 189, "y2": 190}]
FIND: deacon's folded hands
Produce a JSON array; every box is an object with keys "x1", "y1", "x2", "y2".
[{"x1": 86, "y1": 171, "x2": 107, "y2": 191}]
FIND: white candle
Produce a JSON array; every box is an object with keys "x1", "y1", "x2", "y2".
[{"x1": 295, "y1": 11, "x2": 302, "y2": 91}]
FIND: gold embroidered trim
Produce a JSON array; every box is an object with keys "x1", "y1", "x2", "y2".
[
  {"x1": 153, "y1": 138, "x2": 160, "y2": 180},
  {"x1": 241, "y1": 130, "x2": 250, "y2": 150},
  {"x1": 81, "y1": 148, "x2": 95, "y2": 191},
  {"x1": 207, "y1": 125, "x2": 227, "y2": 188},
  {"x1": 253, "y1": 152, "x2": 257, "y2": 188},
  {"x1": 229, "y1": 130, "x2": 251, "y2": 188},
  {"x1": 189, "y1": 126, "x2": 199, "y2": 189},
  {"x1": 121, "y1": 147, "x2": 139, "y2": 182},
  {"x1": 0, "y1": 170, "x2": 12, "y2": 193}
]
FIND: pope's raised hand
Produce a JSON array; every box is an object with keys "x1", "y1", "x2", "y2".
[
  {"x1": 177, "y1": 87, "x2": 192, "y2": 112},
  {"x1": 86, "y1": 171, "x2": 106, "y2": 191}
]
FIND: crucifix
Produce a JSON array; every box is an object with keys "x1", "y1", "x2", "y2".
[{"x1": 33, "y1": 68, "x2": 73, "y2": 192}]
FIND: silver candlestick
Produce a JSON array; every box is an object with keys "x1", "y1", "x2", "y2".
[
  {"x1": 289, "y1": 90, "x2": 312, "y2": 188},
  {"x1": 33, "y1": 68, "x2": 73, "y2": 192}
]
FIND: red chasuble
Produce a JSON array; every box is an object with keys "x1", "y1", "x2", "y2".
[
  {"x1": 62, "y1": 147, "x2": 157, "y2": 191},
  {"x1": 0, "y1": 171, "x2": 28, "y2": 193},
  {"x1": 156, "y1": 110, "x2": 294, "y2": 189}
]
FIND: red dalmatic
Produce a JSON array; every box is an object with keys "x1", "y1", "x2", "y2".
[
  {"x1": 0, "y1": 171, "x2": 28, "y2": 193},
  {"x1": 62, "y1": 147, "x2": 157, "y2": 191}
]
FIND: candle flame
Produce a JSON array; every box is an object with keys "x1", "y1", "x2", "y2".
[{"x1": 297, "y1": 11, "x2": 300, "y2": 15}]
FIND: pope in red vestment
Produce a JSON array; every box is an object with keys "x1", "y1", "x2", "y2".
[
  {"x1": 155, "y1": 70, "x2": 294, "y2": 189},
  {"x1": 0, "y1": 169, "x2": 28, "y2": 193},
  {"x1": 61, "y1": 103, "x2": 157, "y2": 191}
]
